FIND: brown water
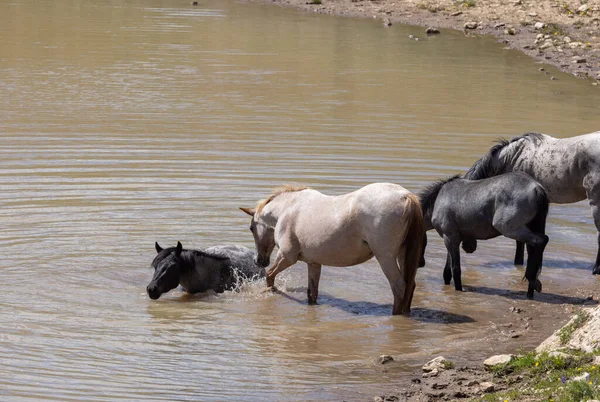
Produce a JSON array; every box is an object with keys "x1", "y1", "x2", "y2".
[{"x1": 2, "y1": 0, "x2": 600, "y2": 400}]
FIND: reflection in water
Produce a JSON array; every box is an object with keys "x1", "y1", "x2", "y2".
[{"x1": 2, "y1": 0, "x2": 600, "y2": 400}]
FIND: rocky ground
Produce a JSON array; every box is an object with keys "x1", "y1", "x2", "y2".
[
  {"x1": 246, "y1": 0, "x2": 600, "y2": 84},
  {"x1": 373, "y1": 305, "x2": 600, "y2": 402}
]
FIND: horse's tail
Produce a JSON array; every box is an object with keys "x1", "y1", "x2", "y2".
[
  {"x1": 524, "y1": 184, "x2": 550, "y2": 284},
  {"x1": 529, "y1": 185, "x2": 549, "y2": 234},
  {"x1": 400, "y1": 192, "x2": 425, "y2": 314}
]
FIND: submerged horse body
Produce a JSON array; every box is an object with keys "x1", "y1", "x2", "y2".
[
  {"x1": 419, "y1": 172, "x2": 549, "y2": 299},
  {"x1": 146, "y1": 242, "x2": 264, "y2": 300},
  {"x1": 240, "y1": 183, "x2": 424, "y2": 315},
  {"x1": 465, "y1": 131, "x2": 600, "y2": 273}
]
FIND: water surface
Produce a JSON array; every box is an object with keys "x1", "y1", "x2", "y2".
[{"x1": 2, "y1": 0, "x2": 600, "y2": 400}]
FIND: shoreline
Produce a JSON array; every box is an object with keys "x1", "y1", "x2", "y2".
[{"x1": 245, "y1": 0, "x2": 600, "y2": 84}]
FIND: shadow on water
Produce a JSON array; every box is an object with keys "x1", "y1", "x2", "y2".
[
  {"x1": 276, "y1": 288, "x2": 475, "y2": 323},
  {"x1": 465, "y1": 285, "x2": 597, "y2": 306},
  {"x1": 481, "y1": 259, "x2": 592, "y2": 271}
]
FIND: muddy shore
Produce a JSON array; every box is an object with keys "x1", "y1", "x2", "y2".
[{"x1": 245, "y1": 0, "x2": 600, "y2": 83}]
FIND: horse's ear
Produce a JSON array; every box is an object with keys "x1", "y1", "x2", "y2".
[
  {"x1": 239, "y1": 207, "x2": 256, "y2": 217},
  {"x1": 176, "y1": 241, "x2": 183, "y2": 256},
  {"x1": 155, "y1": 242, "x2": 163, "y2": 253}
]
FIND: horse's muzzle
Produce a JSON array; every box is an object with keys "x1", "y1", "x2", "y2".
[
  {"x1": 147, "y1": 285, "x2": 161, "y2": 300},
  {"x1": 255, "y1": 255, "x2": 270, "y2": 268}
]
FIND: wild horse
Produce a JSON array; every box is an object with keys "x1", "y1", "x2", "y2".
[
  {"x1": 419, "y1": 172, "x2": 549, "y2": 299},
  {"x1": 465, "y1": 131, "x2": 600, "y2": 273},
  {"x1": 146, "y1": 242, "x2": 264, "y2": 300},
  {"x1": 240, "y1": 183, "x2": 424, "y2": 315}
]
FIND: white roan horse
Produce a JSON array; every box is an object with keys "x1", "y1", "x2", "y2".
[
  {"x1": 465, "y1": 131, "x2": 600, "y2": 273},
  {"x1": 240, "y1": 183, "x2": 424, "y2": 315}
]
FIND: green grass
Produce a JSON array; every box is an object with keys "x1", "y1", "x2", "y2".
[
  {"x1": 475, "y1": 351, "x2": 600, "y2": 402},
  {"x1": 558, "y1": 310, "x2": 590, "y2": 345},
  {"x1": 462, "y1": 0, "x2": 476, "y2": 7},
  {"x1": 443, "y1": 360, "x2": 455, "y2": 370},
  {"x1": 540, "y1": 23, "x2": 566, "y2": 37}
]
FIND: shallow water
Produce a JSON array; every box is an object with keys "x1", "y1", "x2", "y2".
[{"x1": 2, "y1": 0, "x2": 600, "y2": 400}]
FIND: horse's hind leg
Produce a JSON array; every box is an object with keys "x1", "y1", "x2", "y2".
[
  {"x1": 443, "y1": 234, "x2": 463, "y2": 291},
  {"x1": 375, "y1": 252, "x2": 407, "y2": 315},
  {"x1": 307, "y1": 263, "x2": 322, "y2": 305},
  {"x1": 525, "y1": 237, "x2": 548, "y2": 298},
  {"x1": 497, "y1": 225, "x2": 547, "y2": 299},
  {"x1": 443, "y1": 253, "x2": 452, "y2": 285},
  {"x1": 514, "y1": 241, "x2": 525, "y2": 265}
]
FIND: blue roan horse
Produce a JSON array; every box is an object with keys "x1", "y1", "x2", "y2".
[
  {"x1": 465, "y1": 131, "x2": 600, "y2": 273},
  {"x1": 419, "y1": 172, "x2": 549, "y2": 299},
  {"x1": 146, "y1": 242, "x2": 265, "y2": 300}
]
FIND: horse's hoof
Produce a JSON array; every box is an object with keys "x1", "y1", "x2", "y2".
[
  {"x1": 455, "y1": 286, "x2": 463, "y2": 292},
  {"x1": 593, "y1": 266, "x2": 600, "y2": 275}
]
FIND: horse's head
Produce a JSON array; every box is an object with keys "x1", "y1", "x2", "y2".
[
  {"x1": 147, "y1": 241, "x2": 183, "y2": 300},
  {"x1": 240, "y1": 207, "x2": 274, "y2": 268}
]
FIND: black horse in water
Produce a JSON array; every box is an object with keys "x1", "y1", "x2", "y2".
[
  {"x1": 146, "y1": 242, "x2": 265, "y2": 300},
  {"x1": 419, "y1": 172, "x2": 549, "y2": 299}
]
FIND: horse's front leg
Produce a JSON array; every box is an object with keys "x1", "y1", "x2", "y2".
[
  {"x1": 307, "y1": 263, "x2": 322, "y2": 305},
  {"x1": 265, "y1": 250, "x2": 296, "y2": 289},
  {"x1": 443, "y1": 234, "x2": 462, "y2": 291},
  {"x1": 514, "y1": 241, "x2": 525, "y2": 265}
]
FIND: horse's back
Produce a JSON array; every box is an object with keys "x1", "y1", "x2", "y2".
[
  {"x1": 204, "y1": 245, "x2": 264, "y2": 277},
  {"x1": 280, "y1": 183, "x2": 417, "y2": 266}
]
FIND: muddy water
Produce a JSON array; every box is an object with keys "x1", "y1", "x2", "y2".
[{"x1": 2, "y1": 0, "x2": 600, "y2": 400}]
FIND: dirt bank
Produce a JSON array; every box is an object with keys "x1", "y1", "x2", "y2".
[{"x1": 246, "y1": 0, "x2": 600, "y2": 83}]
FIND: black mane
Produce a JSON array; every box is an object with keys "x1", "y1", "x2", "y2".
[
  {"x1": 151, "y1": 246, "x2": 228, "y2": 269},
  {"x1": 419, "y1": 174, "x2": 462, "y2": 214},
  {"x1": 464, "y1": 132, "x2": 544, "y2": 180}
]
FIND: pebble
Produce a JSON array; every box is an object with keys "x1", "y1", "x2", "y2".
[
  {"x1": 510, "y1": 307, "x2": 522, "y2": 313},
  {"x1": 572, "y1": 372, "x2": 591, "y2": 382},
  {"x1": 528, "y1": 12, "x2": 538, "y2": 17},
  {"x1": 426, "y1": 27, "x2": 440, "y2": 34},
  {"x1": 383, "y1": 18, "x2": 392, "y2": 27},
  {"x1": 191, "y1": 0, "x2": 198, "y2": 4},
  {"x1": 451, "y1": 11, "x2": 463, "y2": 16},
  {"x1": 572, "y1": 57, "x2": 587, "y2": 64},
  {"x1": 379, "y1": 355, "x2": 394, "y2": 364},
  {"x1": 480, "y1": 382, "x2": 495, "y2": 393},
  {"x1": 578, "y1": 4, "x2": 590, "y2": 13},
  {"x1": 484, "y1": 354, "x2": 515, "y2": 368},
  {"x1": 539, "y1": 67, "x2": 545, "y2": 71},
  {"x1": 505, "y1": 27, "x2": 516, "y2": 35},
  {"x1": 534, "y1": 22, "x2": 546, "y2": 30},
  {"x1": 464, "y1": 21, "x2": 478, "y2": 30},
  {"x1": 550, "y1": 76, "x2": 557, "y2": 80}
]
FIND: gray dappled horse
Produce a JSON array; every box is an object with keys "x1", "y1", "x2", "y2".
[
  {"x1": 465, "y1": 131, "x2": 600, "y2": 274},
  {"x1": 146, "y1": 242, "x2": 264, "y2": 300},
  {"x1": 240, "y1": 183, "x2": 424, "y2": 315},
  {"x1": 419, "y1": 173, "x2": 549, "y2": 299}
]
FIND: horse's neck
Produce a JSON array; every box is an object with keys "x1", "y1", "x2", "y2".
[{"x1": 260, "y1": 192, "x2": 301, "y2": 227}]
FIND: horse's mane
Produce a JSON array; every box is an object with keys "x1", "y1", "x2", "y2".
[
  {"x1": 151, "y1": 246, "x2": 228, "y2": 269},
  {"x1": 465, "y1": 132, "x2": 545, "y2": 180},
  {"x1": 256, "y1": 184, "x2": 308, "y2": 214},
  {"x1": 419, "y1": 174, "x2": 462, "y2": 213}
]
